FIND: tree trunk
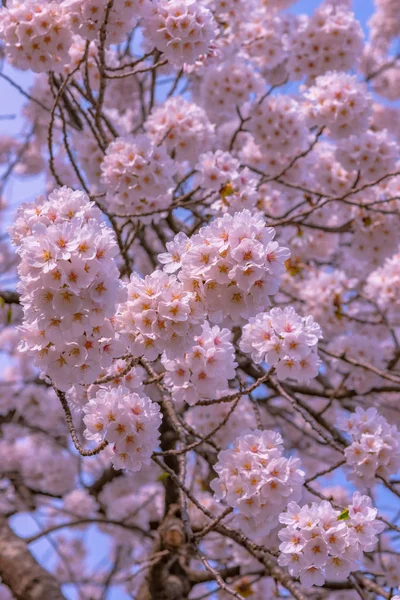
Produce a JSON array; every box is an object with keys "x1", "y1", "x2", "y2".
[{"x1": 0, "y1": 516, "x2": 66, "y2": 600}]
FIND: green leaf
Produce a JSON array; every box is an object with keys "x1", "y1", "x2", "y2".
[
  {"x1": 157, "y1": 471, "x2": 170, "y2": 482},
  {"x1": 337, "y1": 508, "x2": 349, "y2": 521}
]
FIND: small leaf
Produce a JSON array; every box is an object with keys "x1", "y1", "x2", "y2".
[
  {"x1": 157, "y1": 471, "x2": 170, "y2": 482},
  {"x1": 338, "y1": 508, "x2": 349, "y2": 521}
]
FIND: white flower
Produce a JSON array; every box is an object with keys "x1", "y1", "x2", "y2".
[
  {"x1": 278, "y1": 492, "x2": 384, "y2": 587},
  {"x1": 83, "y1": 385, "x2": 162, "y2": 472},
  {"x1": 338, "y1": 408, "x2": 400, "y2": 486},
  {"x1": 303, "y1": 71, "x2": 372, "y2": 139},
  {"x1": 211, "y1": 429, "x2": 304, "y2": 540},
  {"x1": 100, "y1": 135, "x2": 176, "y2": 220},
  {"x1": 10, "y1": 187, "x2": 125, "y2": 390},
  {"x1": 142, "y1": 0, "x2": 217, "y2": 67},
  {"x1": 240, "y1": 307, "x2": 322, "y2": 383},
  {"x1": 0, "y1": 0, "x2": 72, "y2": 73},
  {"x1": 160, "y1": 210, "x2": 290, "y2": 326}
]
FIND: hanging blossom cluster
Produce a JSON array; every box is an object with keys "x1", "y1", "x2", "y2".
[
  {"x1": 145, "y1": 96, "x2": 215, "y2": 165},
  {"x1": 210, "y1": 429, "x2": 305, "y2": 540},
  {"x1": 338, "y1": 407, "x2": 400, "y2": 487},
  {"x1": 336, "y1": 129, "x2": 398, "y2": 185},
  {"x1": 303, "y1": 72, "x2": 372, "y2": 139},
  {"x1": 64, "y1": 0, "x2": 142, "y2": 45},
  {"x1": 278, "y1": 493, "x2": 385, "y2": 587},
  {"x1": 83, "y1": 386, "x2": 162, "y2": 471},
  {"x1": 100, "y1": 135, "x2": 176, "y2": 219},
  {"x1": 240, "y1": 307, "x2": 322, "y2": 383},
  {"x1": 287, "y1": 1, "x2": 364, "y2": 82},
  {"x1": 328, "y1": 334, "x2": 388, "y2": 394},
  {"x1": 161, "y1": 321, "x2": 237, "y2": 406},
  {"x1": 248, "y1": 96, "x2": 309, "y2": 168},
  {"x1": 193, "y1": 150, "x2": 259, "y2": 214},
  {"x1": 239, "y1": 10, "x2": 290, "y2": 70},
  {"x1": 0, "y1": 0, "x2": 72, "y2": 72},
  {"x1": 117, "y1": 270, "x2": 205, "y2": 361},
  {"x1": 198, "y1": 58, "x2": 264, "y2": 124},
  {"x1": 365, "y1": 250, "x2": 400, "y2": 322},
  {"x1": 142, "y1": 0, "x2": 218, "y2": 67},
  {"x1": 159, "y1": 210, "x2": 290, "y2": 326},
  {"x1": 10, "y1": 187, "x2": 125, "y2": 390}
]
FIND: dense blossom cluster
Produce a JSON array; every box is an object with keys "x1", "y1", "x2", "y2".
[
  {"x1": 211, "y1": 429, "x2": 305, "y2": 539},
  {"x1": 161, "y1": 210, "x2": 290, "y2": 325},
  {"x1": 64, "y1": 0, "x2": 140, "y2": 45},
  {"x1": 142, "y1": 0, "x2": 217, "y2": 67},
  {"x1": 298, "y1": 269, "x2": 354, "y2": 335},
  {"x1": 278, "y1": 493, "x2": 385, "y2": 586},
  {"x1": 162, "y1": 321, "x2": 237, "y2": 405},
  {"x1": 145, "y1": 96, "x2": 215, "y2": 165},
  {"x1": 365, "y1": 250, "x2": 400, "y2": 322},
  {"x1": 288, "y1": 2, "x2": 364, "y2": 81},
  {"x1": 100, "y1": 135, "x2": 176, "y2": 219},
  {"x1": 117, "y1": 270, "x2": 204, "y2": 360},
  {"x1": 193, "y1": 149, "x2": 260, "y2": 214},
  {"x1": 0, "y1": 0, "x2": 72, "y2": 72},
  {"x1": 239, "y1": 11, "x2": 289, "y2": 71},
  {"x1": 240, "y1": 307, "x2": 322, "y2": 382},
  {"x1": 328, "y1": 334, "x2": 387, "y2": 393},
  {"x1": 248, "y1": 96, "x2": 309, "y2": 167},
  {"x1": 336, "y1": 129, "x2": 398, "y2": 184},
  {"x1": 338, "y1": 408, "x2": 400, "y2": 487},
  {"x1": 303, "y1": 72, "x2": 372, "y2": 139},
  {"x1": 199, "y1": 59, "x2": 264, "y2": 123},
  {"x1": 10, "y1": 187, "x2": 125, "y2": 390},
  {"x1": 83, "y1": 386, "x2": 162, "y2": 471}
]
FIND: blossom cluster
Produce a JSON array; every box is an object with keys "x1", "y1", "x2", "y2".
[
  {"x1": 0, "y1": 0, "x2": 72, "y2": 72},
  {"x1": 288, "y1": 2, "x2": 364, "y2": 82},
  {"x1": 338, "y1": 407, "x2": 400, "y2": 487},
  {"x1": 162, "y1": 321, "x2": 237, "y2": 405},
  {"x1": 199, "y1": 59, "x2": 264, "y2": 124},
  {"x1": 117, "y1": 270, "x2": 205, "y2": 361},
  {"x1": 240, "y1": 307, "x2": 322, "y2": 382},
  {"x1": 278, "y1": 492, "x2": 385, "y2": 587},
  {"x1": 303, "y1": 72, "x2": 372, "y2": 139},
  {"x1": 142, "y1": 0, "x2": 217, "y2": 67},
  {"x1": 211, "y1": 429, "x2": 305, "y2": 539},
  {"x1": 248, "y1": 96, "x2": 309, "y2": 166},
  {"x1": 100, "y1": 135, "x2": 176, "y2": 219},
  {"x1": 240, "y1": 11, "x2": 289, "y2": 71},
  {"x1": 64, "y1": 0, "x2": 141, "y2": 45},
  {"x1": 328, "y1": 334, "x2": 387, "y2": 393},
  {"x1": 145, "y1": 96, "x2": 215, "y2": 165},
  {"x1": 160, "y1": 210, "x2": 290, "y2": 326},
  {"x1": 10, "y1": 187, "x2": 125, "y2": 390},
  {"x1": 192, "y1": 151, "x2": 259, "y2": 214},
  {"x1": 336, "y1": 129, "x2": 398, "y2": 184},
  {"x1": 83, "y1": 385, "x2": 162, "y2": 471},
  {"x1": 365, "y1": 249, "x2": 400, "y2": 322}
]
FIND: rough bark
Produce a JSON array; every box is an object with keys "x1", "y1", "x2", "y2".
[{"x1": 0, "y1": 516, "x2": 66, "y2": 600}]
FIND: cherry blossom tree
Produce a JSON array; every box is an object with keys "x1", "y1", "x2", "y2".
[{"x1": 0, "y1": 0, "x2": 400, "y2": 598}]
